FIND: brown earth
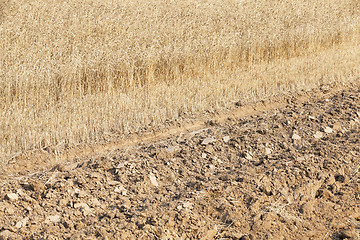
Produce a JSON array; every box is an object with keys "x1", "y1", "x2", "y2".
[{"x1": 0, "y1": 85, "x2": 360, "y2": 240}]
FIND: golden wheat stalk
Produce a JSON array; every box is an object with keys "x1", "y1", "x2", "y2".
[{"x1": 1, "y1": 0, "x2": 360, "y2": 160}]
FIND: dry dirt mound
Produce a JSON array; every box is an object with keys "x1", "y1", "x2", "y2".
[{"x1": 0, "y1": 87, "x2": 360, "y2": 240}]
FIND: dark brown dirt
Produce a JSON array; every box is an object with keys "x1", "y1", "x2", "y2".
[{"x1": 0, "y1": 86, "x2": 359, "y2": 240}]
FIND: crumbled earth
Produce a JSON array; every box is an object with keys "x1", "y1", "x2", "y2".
[{"x1": 0, "y1": 87, "x2": 360, "y2": 240}]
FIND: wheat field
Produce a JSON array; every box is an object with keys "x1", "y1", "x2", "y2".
[{"x1": 1, "y1": 0, "x2": 360, "y2": 161}]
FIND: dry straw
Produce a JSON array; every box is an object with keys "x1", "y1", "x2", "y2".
[{"x1": 1, "y1": 0, "x2": 360, "y2": 161}]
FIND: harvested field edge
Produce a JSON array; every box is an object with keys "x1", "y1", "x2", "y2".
[{"x1": 2, "y1": 76, "x2": 359, "y2": 178}]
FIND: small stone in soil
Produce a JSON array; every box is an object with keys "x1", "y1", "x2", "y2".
[
  {"x1": 323, "y1": 127, "x2": 333, "y2": 133},
  {"x1": 108, "y1": 180, "x2": 122, "y2": 186},
  {"x1": 223, "y1": 136, "x2": 231, "y2": 143},
  {"x1": 114, "y1": 185, "x2": 127, "y2": 196},
  {"x1": 15, "y1": 217, "x2": 28, "y2": 229},
  {"x1": 245, "y1": 152, "x2": 253, "y2": 161},
  {"x1": 182, "y1": 202, "x2": 193, "y2": 210},
  {"x1": 149, "y1": 173, "x2": 159, "y2": 187},
  {"x1": 292, "y1": 134, "x2": 301, "y2": 140},
  {"x1": 45, "y1": 215, "x2": 61, "y2": 224},
  {"x1": 122, "y1": 198, "x2": 131, "y2": 210},
  {"x1": 201, "y1": 137, "x2": 216, "y2": 145},
  {"x1": 5, "y1": 193, "x2": 18, "y2": 201},
  {"x1": 314, "y1": 131, "x2": 323, "y2": 139},
  {"x1": 265, "y1": 148, "x2": 272, "y2": 155},
  {"x1": 78, "y1": 191, "x2": 87, "y2": 198},
  {"x1": 90, "y1": 198, "x2": 101, "y2": 207},
  {"x1": 165, "y1": 146, "x2": 179, "y2": 153},
  {"x1": 74, "y1": 203, "x2": 91, "y2": 215}
]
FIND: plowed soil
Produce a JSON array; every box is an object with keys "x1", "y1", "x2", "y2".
[{"x1": 1, "y1": 86, "x2": 360, "y2": 240}]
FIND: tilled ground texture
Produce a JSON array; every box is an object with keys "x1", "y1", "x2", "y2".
[{"x1": 1, "y1": 87, "x2": 360, "y2": 240}]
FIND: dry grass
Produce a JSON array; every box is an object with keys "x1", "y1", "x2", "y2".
[{"x1": 1, "y1": 0, "x2": 360, "y2": 160}]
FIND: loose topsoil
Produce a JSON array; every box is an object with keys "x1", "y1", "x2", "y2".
[{"x1": 0, "y1": 86, "x2": 359, "y2": 240}]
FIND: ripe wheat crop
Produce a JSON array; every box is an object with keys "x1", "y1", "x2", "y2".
[{"x1": 1, "y1": 0, "x2": 360, "y2": 161}]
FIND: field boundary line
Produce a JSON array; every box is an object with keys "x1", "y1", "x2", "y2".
[{"x1": 1, "y1": 82, "x2": 359, "y2": 179}]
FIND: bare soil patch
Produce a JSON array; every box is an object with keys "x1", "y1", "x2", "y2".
[{"x1": 0, "y1": 86, "x2": 359, "y2": 239}]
